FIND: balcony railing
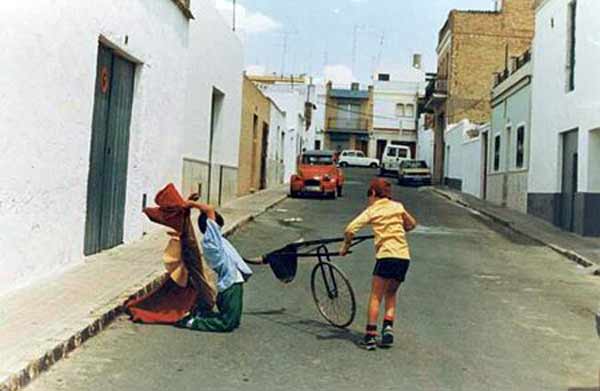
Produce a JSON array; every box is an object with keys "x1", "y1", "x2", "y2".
[
  {"x1": 425, "y1": 78, "x2": 448, "y2": 101},
  {"x1": 493, "y1": 49, "x2": 532, "y2": 87},
  {"x1": 326, "y1": 118, "x2": 370, "y2": 132}
]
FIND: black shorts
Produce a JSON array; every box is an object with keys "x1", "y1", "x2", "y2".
[{"x1": 373, "y1": 258, "x2": 410, "y2": 282}]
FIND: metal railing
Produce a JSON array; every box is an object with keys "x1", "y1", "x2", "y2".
[{"x1": 326, "y1": 118, "x2": 370, "y2": 131}]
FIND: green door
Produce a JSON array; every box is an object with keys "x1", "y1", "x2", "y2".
[{"x1": 84, "y1": 44, "x2": 135, "y2": 255}]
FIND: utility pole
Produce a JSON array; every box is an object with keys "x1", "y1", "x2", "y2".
[
  {"x1": 232, "y1": 0, "x2": 236, "y2": 32},
  {"x1": 279, "y1": 30, "x2": 297, "y2": 76}
]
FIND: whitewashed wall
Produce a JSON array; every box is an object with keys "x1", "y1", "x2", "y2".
[
  {"x1": 529, "y1": 0, "x2": 600, "y2": 194},
  {"x1": 256, "y1": 87, "x2": 306, "y2": 181},
  {"x1": 268, "y1": 101, "x2": 287, "y2": 187},
  {"x1": 0, "y1": 0, "x2": 242, "y2": 294},
  {"x1": 444, "y1": 120, "x2": 482, "y2": 198},
  {"x1": 416, "y1": 126, "x2": 435, "y2": 171}
]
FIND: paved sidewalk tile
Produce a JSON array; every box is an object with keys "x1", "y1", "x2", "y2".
[
  {"x1": 431, "y1": 187, "x2": 600, "y2": 269},
  {"x1": 0, "y1": 186, "x2": 287, "y2": 391}
]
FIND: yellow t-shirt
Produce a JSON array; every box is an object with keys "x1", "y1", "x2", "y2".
[{"x1": 345, "y1": 198, "x2": 411, "y2": 260}]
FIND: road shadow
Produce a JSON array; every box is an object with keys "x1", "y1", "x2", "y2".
[{"x1": 244, "y1": 308, "x2": 363, "y2": 347}]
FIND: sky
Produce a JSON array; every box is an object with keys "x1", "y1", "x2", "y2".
[{"x1": 215, "y1": 0, "x2": 499, "y2": 84}]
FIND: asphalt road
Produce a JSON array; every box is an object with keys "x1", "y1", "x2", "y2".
[{"x1": 28, "y1": 169, "x2": 600, "y2": 391}]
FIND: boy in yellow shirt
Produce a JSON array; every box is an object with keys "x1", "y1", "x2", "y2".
[{"x1": 340, "y1": 178, "x2": 417, "y2": 350}]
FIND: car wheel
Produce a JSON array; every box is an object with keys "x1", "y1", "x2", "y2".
[
  {"x1": 337, "y1": 186, "x2": 343, "y2": 197},
  {"x1": 379, "y1": 168, "x2": 385, "y2": 177},
  {"x1": 290, "y1": 190, "x2": 299, "y2": 198},
  {"x1": 340, "y1": 161, "x2": 348, "y2": 168},
  {"x1": 370, "y1": 162, "x2": 378, "y2": 169}
]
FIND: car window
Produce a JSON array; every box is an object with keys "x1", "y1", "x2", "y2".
[
  {"x1": 387, "y1": 148, "x2": 397, "y2": 157},
  {"x1": 402, "y1": 161, "x2": 428, "y2": 169},
  {"x1": 398, "y1": 149, "x2": 409, "y2": 158},
  {"x1": 346, "y1": 151, "x2": 356, "y2": 157},
  {"x1": 302, "y1": 155, "x2": 334, "y2": 165},
  {"x1": 356, "y1": 152, "x2": 365, "y2": 158}
]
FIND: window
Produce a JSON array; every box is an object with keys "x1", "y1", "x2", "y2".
[
  {"x1": 387, "y1": 148, "x2": 397, "y2": 157},
  {"x1": 356, "y1": 151, "x2": 365, "y2": 158},
  {"x1": 494, "y1": 135, "x2": 501, "y2": 171},
  {"x1": 396, "y1": 104, "x2": 405, "y2": 117},
  {"x1": 406, "y1": 104, "x2": 415, "y2": 118},
  {"x1": 378, "y1": 73, "x2": 390, "y2": 81},
  {"x1": 516, "y1": 126, "x2": 526, "y2": 168},
  {"x1": 398, "y1": 148, "x2": 409, "y2": 158},
  {"x1": 302, "y1": 154, "x2": 334, "y2": 165},
  {"x1": 566, "y1": 0, "x2": 577, "y2": 92}
]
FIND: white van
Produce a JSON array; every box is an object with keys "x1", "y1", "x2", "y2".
[{"x1": 379, "y1": 144, "x2": 412, "y2": 176}]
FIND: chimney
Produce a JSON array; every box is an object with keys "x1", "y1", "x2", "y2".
[{"x1": 413, "y1": 54, "x2": 422, "y2": 70}]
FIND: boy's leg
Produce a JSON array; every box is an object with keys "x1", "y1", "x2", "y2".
[
  {"x1": 380, "y1": 278, "x2": 401, "y2": 348},
  {"x1": 181, "y1": 284, "x2": 243, "y2": 332},
  {"x1": 383, "y1": 279, "x2": 402, "y2": 321},
  {"x1": 363, "y1": 276, "x2": 386, "y2": 350}
]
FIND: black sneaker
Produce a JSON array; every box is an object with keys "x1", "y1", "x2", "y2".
[
  {"x1": 362, "y1": 334, "x2": 377, "y2": 351},
  {"x1": 380, "y1": 326, "x2": 394, "y2": 348}
]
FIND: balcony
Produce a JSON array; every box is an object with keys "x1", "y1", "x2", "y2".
[
  {"x1": 423, "y1": 78, "x2": 448, "y2": 110},
  {"x1": 326, "y1": 118, "x2": 370, "y2": 133}
]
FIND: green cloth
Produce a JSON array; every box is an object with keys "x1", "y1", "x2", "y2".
[{"x1": 185, "y1": 283, "x2": 243, "y2": 332}]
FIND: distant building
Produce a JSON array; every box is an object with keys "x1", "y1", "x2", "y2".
[
  {"x1": 371, "y1": 58, "x2": 426, "y2": 160},
  {"x1": 423, "y1": 0, "x2": 535, "y2": 183},
  {"x1": 528, "y1": 0, "x2": 600, "y2": 236},
  {"x1": 324, "y1": 82, "x2": 374, "y2": 155},
  {"x1": 483, "y1": 49, "x2": 532, "y2": 213},
  {"x1": 249, "y1": 76, "x2": 313, "y2": 181},
  {"x1": 238, "y1": 76, "x2": 271, "y2": 195}
]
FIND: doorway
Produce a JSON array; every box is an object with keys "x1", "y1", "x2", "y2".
[
  {"x1": 260, "y1": 123, "x2": 269, "y2": 190},
  {"x1": 207, "y1": 88, "x2": 224, "y2": 204},
  {"x1": 376, "y1": 139, "x2": 387, "y2": 161},
  {"x1": 560, "y1": 129, "x2": 579, "y2": 232},
  {"x1": 84, "y1": 44, "x2": 136, "y2": 255},
  {"x1": 482, "y1": 132, "x2": 489, "y2": 199}
]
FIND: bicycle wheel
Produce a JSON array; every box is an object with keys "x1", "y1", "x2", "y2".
[{"x1": 310, "y1": 261, "x2": 356, "y2": 328}]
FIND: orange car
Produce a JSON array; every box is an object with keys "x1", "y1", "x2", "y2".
[{"x1": 290, "y1": 150, "x2": 344, "y2": 199}]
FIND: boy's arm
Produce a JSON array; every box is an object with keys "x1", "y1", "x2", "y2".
[
  {"x1": 402, "y1": 211, "x2": 417, "y2": 232},
  {"x1": 340, "y1": 209, "x2": 371, "y2": 256},
  {"x1": 186, "y1": 194, "x2": 216, "y2": 221}
]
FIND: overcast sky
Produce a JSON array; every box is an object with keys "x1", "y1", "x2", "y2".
[{"x1": 215, "y1": 0, "x2": 498, "y2": 83}]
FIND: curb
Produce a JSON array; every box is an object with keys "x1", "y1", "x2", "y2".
[
  {"x1": 0, "y1": 191, "x2": 288, "y2": 391},
  {"x1": 430, "y1": 188, "x2": 596, "y2": 270}
]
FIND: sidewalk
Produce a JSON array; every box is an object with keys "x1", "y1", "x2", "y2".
[
  {"x1": 431, "y1": 187, "x2": 600, "y2": 271},
  {"x1": 0, "y1": 186, "x2": 288, "y2": 391}
]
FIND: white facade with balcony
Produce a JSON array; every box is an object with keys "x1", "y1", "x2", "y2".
[{"x1": 370, "y1": 66, "x2": 426, "y2": 160}]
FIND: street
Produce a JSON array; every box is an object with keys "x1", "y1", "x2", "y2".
[{"x1": 28, "y1": 169, "x2": 600, "y2": 391}]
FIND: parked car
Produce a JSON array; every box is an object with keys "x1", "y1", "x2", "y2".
[
  {"x1": 379, "y1": 144, "x2": 412, "y2": 176},
  {"x1": 397, "y1": 160, "x2": 432, "y2": 186},
  {"x1": 290, "y1": 150, "x2": 344, "y2": 199},
  {"x1": 338, "y1": 150, "x2": 379, "y2": 168}
]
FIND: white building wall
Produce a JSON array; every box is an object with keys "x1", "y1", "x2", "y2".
[
  {"x1": 255, "y1": 86, "x2": 307, "y2": 181},
  {"x1": 416, "y1": 126, "x2": 435, "y2": 171},
  {"x1": 529, "y1": 0, "x2": 600, "y2": 194},
  {"x1": 268, "y1": 102, "x2": 287, "y2": 187},
  {"x1": 0, "y1": 0, "x2": 242, "y2": 294},
  {"x1": 444, "y1": 120, "x2": 482, "y2": 198}
]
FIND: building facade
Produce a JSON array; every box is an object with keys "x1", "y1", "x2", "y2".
[
  {"x1": 424, "y1": 0, "x2": 535, "y2": 183},
  {"x1": 485, "y1": 49, "x2": 532, "y2": 213},
  {"x1": 250, "y1": 77, "x2": 310, "y2": 181},
  {"x1": 238, "y1": 76, "x2": 271, "y2": 195},
  {"x1": 324, "y1": 82, "x2": 374, "y2": 154},
  {"x1": 0, "y1": 0, "x2": 244, "y2": 294},
  {"x1": 528, "y1": 0, "x2": 600, "y2": 236},
  {"x1": 443, "y1": 120, "x2": 486, "y2": 198},
  {"x1": 370, "y1": 63, "x2": 426, "y2": 160},
  {"x1": 267, "y1": 99, "x2": 286, "y2": 188}
]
